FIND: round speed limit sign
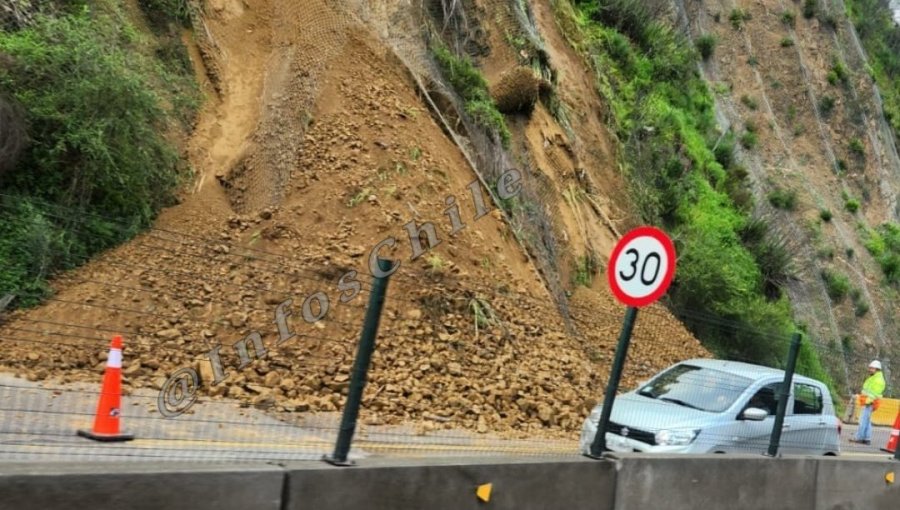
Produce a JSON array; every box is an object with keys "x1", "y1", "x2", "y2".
[{"x1": 608, "y1": 226, "x2": 676, "y2": 307}]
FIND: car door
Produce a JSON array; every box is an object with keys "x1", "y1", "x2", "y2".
[
  {"x1": 781, "y1": 381, "x2": 829, "y2": 455},
  {"x1": 722, "y1": 381, "x2": 784, "y2": 454}
]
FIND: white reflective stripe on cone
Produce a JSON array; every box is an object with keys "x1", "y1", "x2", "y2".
[{"x1": 107, "y1": 349, "x2": 122, "y2": 368}]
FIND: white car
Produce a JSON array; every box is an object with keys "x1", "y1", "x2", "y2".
[{"x1": 580, "y1": 358, "x2": 841, "y2": 456}]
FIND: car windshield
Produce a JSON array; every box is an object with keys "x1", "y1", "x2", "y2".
[{"x1": 637, "y1": 364, "x2": 754, "y2": 413}]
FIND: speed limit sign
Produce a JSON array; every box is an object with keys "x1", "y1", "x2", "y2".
[{"x1": 607, "y1": 226, "x2": 676, "y2": 307}]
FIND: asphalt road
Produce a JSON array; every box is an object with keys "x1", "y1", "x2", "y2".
[{"x1": 0, "y1": 374, "x2": 894, "y2": 462}]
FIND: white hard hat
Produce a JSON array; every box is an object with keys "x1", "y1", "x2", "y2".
[{"x1": 869, "y1": 360, "x2": 882, "y2": 370}]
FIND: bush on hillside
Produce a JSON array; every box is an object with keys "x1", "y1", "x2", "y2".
[{"x1": 0, "y1": 7, "x2": 194, "y2": 303}]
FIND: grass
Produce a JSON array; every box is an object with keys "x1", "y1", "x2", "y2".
[
  {"x1": 821, "y1": 269, "x2": 851, "y2": 301},
  {"x1": 426, "y1": 253, "x2": 445, "y2": 274},
  {"x1": 696, "y1": 34, "x2": 716, "y2": 60},
  {"x1": 862, "y1": 223, "x2": 900, "y2": 284},
  {"x1": 848, "y1": 137, "x2": 865, "y2": 158},
  {"x1": 803, "y1": 0, "x2": 816, "y2": 19},
  {"x1": 819, "y1": 96, "x2": 836, "y2": 116},
  {"x1": 572, "y1": 254, "x2": 598, "y2": 287},
  {"x1": 740, "y1": 130, "x2": 759, "y2": 149},
  {"x1": 781, "y1": 11, "x2": 796, "y2": 27},
  {"x1": 740, "y1": 95, "x2": 758, "y2": 110},
  {"x1": 729, "y1": 8, "x2": 752, "y2": 30},
  {"x1": 768, "y1": 187, "x2": 797, "y2": 210},
  {"x1": 431, "y1": 43, "x2": 510, "y2": 148},
  {"x1": 347, "y1": 188, "x2": 370, "y2": 208}
]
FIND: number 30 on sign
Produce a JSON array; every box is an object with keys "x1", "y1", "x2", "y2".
[{"x1": 607, "y1": 226, "x2": 676, "y2": 308}]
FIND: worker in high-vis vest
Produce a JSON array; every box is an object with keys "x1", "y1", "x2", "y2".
[{"x1": 850, "y1": 360, "x2": 886, "y2": 445}]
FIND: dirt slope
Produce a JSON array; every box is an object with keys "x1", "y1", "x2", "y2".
[{"x1": 0, "y1": 0, "x2": 708, "y2": 437}]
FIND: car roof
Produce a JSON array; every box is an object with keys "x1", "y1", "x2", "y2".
[{"x1": 676, "y1": 358, "x2": 823, "y2": 386}]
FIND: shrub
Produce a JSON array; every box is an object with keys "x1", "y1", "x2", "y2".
[
  {"x1": 781, "y1": 11, "x2": 796, "y2": 26},
  {"x1": 729, "y1": 8, "x2": 750, "y2": 29},
  {"x1": 803, "y1": 0, "x2": 817, "y2": 19},
  {"x1": 819, "y1": 96, "x2": 835, "y2": 115},
  {"x1": 768, "y1": 187, "x2": 797, "y2": 210},
  {"x1": 432, "y1": 43, "x2": 510, "y2": 147},
  {"x1": 696, "y1": 34, "x2": 716, "y2": 60},
  {"x1": 819, "y1": 209, "x2": 833, "y2": 222},
  {"x1": 740, "y1": 131, "x2": 758, "y2": 149},
  {"x1": 821, "y1": 269, "x2": 850, "y2": 301},
  {"x1": 0, "y1": 8, "x2": 195, "y2": 303},
  {"x1": 848, "y1": 137, "x2": 865, "y2": 157},
  {"x1": 740, "y1": 95, "x2": 758, "y2": 110},
  {"x1": 781, "y1": 37, "x2": 795, "y2": 47},
  {"x1": 844, "y1": 197, "x2": 860, "y2": 213},
  {"x1": 137, "y1": 0, "x2": 191, "y2": 29}
]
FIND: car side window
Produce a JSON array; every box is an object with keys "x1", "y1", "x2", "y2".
[
  {"x1": 746, "y1": 383, "x2": 781, "y2": 415},
  {"x1": 793, "y1": 383, "x2": 823, "y2": 415}
]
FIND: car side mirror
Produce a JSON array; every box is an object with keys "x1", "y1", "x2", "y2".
[{"x1": 741, "y1": 407, "x2": 768, "y2": 421}]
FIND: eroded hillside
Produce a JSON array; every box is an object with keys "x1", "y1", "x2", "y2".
[{"x1": 0, "y1": 0, "x2": 709, "y2": 437}]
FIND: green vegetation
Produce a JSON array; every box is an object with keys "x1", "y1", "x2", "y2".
[
  {"x1": 696, "y1": 34, "x2": 716, "y2": 60},
  {"x1": 827, "y1": 60, "x2": 850, "y2": 86},
  {"x1": 740, "y1": 130, "x2": 759, "y2": 149},
  {"x1": 767, "y1": 187, "x2": 797, "y2": 210},
  {"x1": 845, "y1": 0, "x2": 900, "y2": 139},
  {"x1": 137, "y1": 0, "x2": 191, "y2": 28},
  {"x1": 848, "y1": 137, "x2": 865, "y2": 158},
  {"x1": 729, "y1": 8, "x2": 751, "y2": 30},
  {"x1": 844, "y1": 197, "x2": 860, "y2": 213},
  {"x1": 803, "y1": 0, "x2": 817, "y2": 19},
  {"x1": 850, "y1": 288, "x2": 870, "y2": 317},
  {"x1": 572, "y1": 254, "x2": 598, "y2": 287},
  {"x1": 819, "y1": 95, "x2": 836, "y2": 115},
  {"x1": 431, "y1": 43, "x2": 511, "y2": 148},
  {"x1": 862, "y1": 223, "x2": 900, "y2": 284},
  {"x1": 740, "y1": 95, "x2": 758, "y2": 110},
  {"x1": 781, "y1": 11, "x2": 796, "y2": 27},
  {"x1": 821, "y1": 269, "x2": 851, "y2": 301},
  {"x1": 819, "y1": 209, "x2": 833, "y2": 222},
  {"x1": 781, "y1": 37, "x2": 795, "y2": 48},
  {"x1": 0, "y1": 0, "x2": 200, "y2": 306},
  {"x1": 555, "y1": 0, "x2": 831, "y2": 387}
]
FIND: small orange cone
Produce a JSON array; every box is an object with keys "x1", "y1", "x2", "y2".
[
  {"x1": 881, "y1": 411, "x2": 900, "y2": 454},
  {"x1": 77, "y1": 335, "x2": 134, "y2": 442}
]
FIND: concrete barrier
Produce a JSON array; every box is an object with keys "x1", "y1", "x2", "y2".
[
  {"x1": 1, "y1": 455, "x2": 898, "y2": 509},
  {"x1": 815, "y1": 456, "x2": 900, "y2": 510},
  {"x1": 610, "y1": 454, "x2": 818, "y2": 510},
  {"x1": 0, "y1": 462, "x2": 284, "y2": 510},
  {"x1": 284, "y1": 456, "x2": 616, "y2": 510}
]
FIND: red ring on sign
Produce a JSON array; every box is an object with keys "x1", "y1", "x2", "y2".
[{"x1": 607, "y1": 226, "x2": 676, "y2": 308}]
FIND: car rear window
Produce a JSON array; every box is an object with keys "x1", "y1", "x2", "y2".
[{"x1": 637, "y1": 364, "x2": 754, "y2": 413}]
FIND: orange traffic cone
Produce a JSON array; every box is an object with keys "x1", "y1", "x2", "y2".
[
  {"x1": 881, "y1": 411, "x2": 900, "y2": 454},
  {"x1": 77, "y1": 335, "x2": 134, "y2": 442}
]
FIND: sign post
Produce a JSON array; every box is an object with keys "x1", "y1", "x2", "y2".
[{"x1": 587, "y1": 226, "x2": 676, "y2": 458}]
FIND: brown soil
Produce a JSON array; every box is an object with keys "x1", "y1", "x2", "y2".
[{"x1": 0, "y1": 0, "x2": 709, "y2": 438}]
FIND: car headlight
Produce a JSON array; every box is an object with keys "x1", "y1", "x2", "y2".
[
  {"x1": 588, "y1": 407, "x2": 602, "y2": 424},
  {"x1": 654, "y1": 429, "x2": 700, "y2": 446}
]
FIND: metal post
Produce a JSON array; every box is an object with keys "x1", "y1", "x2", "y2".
[
  {"x1": 767, "y1": 332, "x2": 802, "y2": 457},
  {"x1": 324, "y1": 259, "x2": 393, "y2": 466},
  {"x1": 588, "y1": 306, "x2": 639, "y2": 458}
]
